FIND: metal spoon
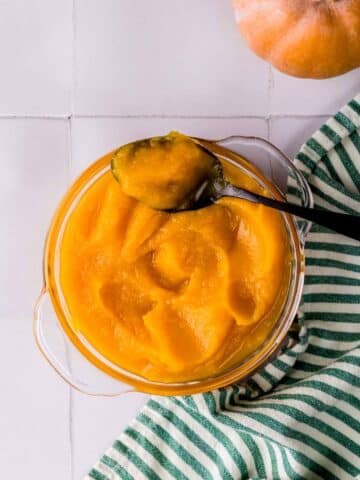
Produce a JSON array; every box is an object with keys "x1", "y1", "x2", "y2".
[
  {"x1": 111, "y1": 134, "x2": 360, "y2": 242},
  {"x1": 169, "y1": 141, "x2": 360, "y2": 242}
]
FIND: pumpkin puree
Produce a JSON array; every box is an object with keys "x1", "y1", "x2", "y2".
[
  {"x1": 111, "y1": 132, "x2": 217, "y2": 210},
  {"x1": 60, "y1": 148, "x2": 291, "y2": 383}
]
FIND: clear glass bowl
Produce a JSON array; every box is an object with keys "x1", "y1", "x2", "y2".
[{"x1": 34, "y1": 135, "x2": 312, "y2": 396}]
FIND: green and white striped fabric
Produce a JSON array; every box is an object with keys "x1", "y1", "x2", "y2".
[{"x1": 87, "y1": 96, "x2": 360, "y2": 480}]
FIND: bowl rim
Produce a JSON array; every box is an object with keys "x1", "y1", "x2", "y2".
[{"x1": 42, "y1": 137, "x2": 305, "y2": 395}]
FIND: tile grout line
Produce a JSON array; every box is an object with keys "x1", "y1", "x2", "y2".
[
  {"x1": 65, "y1": 118, "x2": 75, "y2": 479},
  {"x1": 72, "y1": 113, "x2": 333, "y2": 119},
  {"x1": 68, "y1": 115, "x2": 73, "y2": 194},
  {"x1": 266, "y1": 63, "x2": 273, "y2": 137},
  {"x1": 71, "y1": 113, "x2": 333, "y2": 119},
  {"x1": 0, "y1": 114, "x2": 71, "y2": 119},
  {"x1": 0, "y1": 113, "x2": 333, "y2": 120},
  {"x1": 69, "y1": 1, "x2": 76, "y2": 478},
  {"x1": 71, "y1": 0, "x2": 77, "y2": 119},
  {"x1": 267, "y1": 112, "x2": 276, "y2": 178},
  {"x1": 63, "y1": 313, "x2": 74, "y2": 480},
  {"x1": 69, "y1": 388, "x2": 74, "y2": 480},
  {"x1": 267, "y1": 64, "x2": 276, "y2": 177},
  {"x1": 267, "y1": 64, "x2": 274, "y2": 118},
  {"x1": 266, "y1": 63, "x2": 278, "y2": 179},
  {"x1": 266, "y1": 115, "x2": 271, "y2": 141}
]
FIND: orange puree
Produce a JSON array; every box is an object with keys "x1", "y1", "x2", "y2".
[
  {"x1": 111, "y1": 132, "x2": 217, "y2": 210},
  {"x1": 60, "y1": 160, "x2": 291, "y2": 382}
]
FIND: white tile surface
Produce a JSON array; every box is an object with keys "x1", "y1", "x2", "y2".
[
  {"x1": 0, "y1": 0, "x2": 359, "y2": 478},
  {"x1": 71, "y1": 116, "x2": 268, "y2": 179},
  {"x1": 0, "y1": 0, "x2": 72, "y2": 115},
  {"x1": 74, "y1": 0, "x2": 269, "y2": 116},
  {"x1": 72, "y1": 392, "x2": 147, "y2": 479},
  {"x1": 269, "y1": 116, "x2": 329, "y2": 161},
  {"x1": 1, "y1": 318, "x2": 71, "y2": 480},
  {"x1": 268, "y1": 116, "x2": 329, "y2": 189},
  {"x1": 0, "y1": 120, "x2": 70, "y2": 479},
  {"x1": 271, "y1": 68, "x2": 360, "y2": 116},
  {"x1": 0, "y1": 119, "x2": 69, "y2": 318}
]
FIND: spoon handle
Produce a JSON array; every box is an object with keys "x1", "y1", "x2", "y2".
[{"x1": 222, "y1": 184, "x2": 360, "y2": 242}]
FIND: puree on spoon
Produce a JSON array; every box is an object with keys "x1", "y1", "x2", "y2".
[
  {"x1": 60, "y1": 133, "x2": 291, "y2": 382},
  {"x1": 111, "y1": 132, "x2": 219, "y2": 210}
]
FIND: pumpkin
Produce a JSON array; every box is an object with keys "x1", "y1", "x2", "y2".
[{"x1": 233, "y1": 0, "x2": 360, "y2": 79}]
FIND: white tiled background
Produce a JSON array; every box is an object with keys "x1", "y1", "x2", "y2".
[{"x1": 1, "y1": 1, "x2": 359, "y2": 479}]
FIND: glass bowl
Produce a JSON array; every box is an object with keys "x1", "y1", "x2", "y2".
[{"x1": 34, "y1": 135, "x2": 312, "y2": 396}]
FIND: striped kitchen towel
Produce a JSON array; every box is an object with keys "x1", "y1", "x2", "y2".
[{"x1": 87, "y1": 96, "x2": 360, "y2": 480}]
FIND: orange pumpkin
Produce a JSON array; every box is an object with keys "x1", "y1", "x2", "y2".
[{"x1": 233, "y1": 0, "x2": 360, "y2": 79}]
